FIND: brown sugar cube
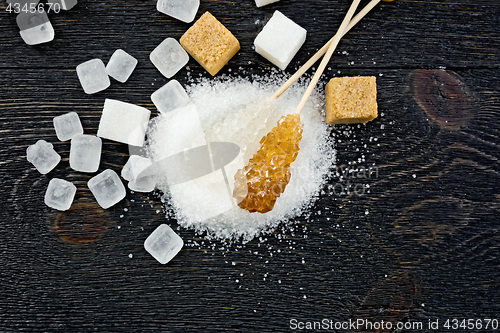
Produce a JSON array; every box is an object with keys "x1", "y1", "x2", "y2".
[
  {"x1": 325, "y1": 76, "x2": 378, "y2": 124},
  {"x1": 180, "y1": 12, "x2": 240, "y2": 76}
]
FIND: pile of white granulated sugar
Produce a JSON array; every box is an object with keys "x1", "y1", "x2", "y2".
[{"x1": 145, "y1": 71, "x2": 335, "y2": 242}]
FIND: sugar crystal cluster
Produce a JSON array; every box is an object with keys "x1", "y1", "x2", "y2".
[
  {"x1": 88, "y1": 169, "x2": 126, "y2": 209},
  {"x1": 151, "y1": 79, "x2": 190, "y2": 114},
  {"x1": 44, "y1": 178, "x2": 77, "y2": 211},
  {"x1": 156, "y1": 0, "x2": 199, "y2": 23},
  {"x1": 26, "y1": 140, "x2": 61, "y2": 174},
  {"x1": 105, "y1": 49, "x2": 138, "y2": 83},
  {"x1": 16, "y1": 10, "x2": 54, "y2": 45},
  {"x1": 76, "y1": 59, "x2": 110, "y2": 94},
  {"x1": 121, "y1": 155, "x2": 157, "y2": 193},
  {"x1": 144, "y1": 224, "x2": 184, "y2": 264},
  {"x1": 53, "y1": 112, "x2": 84, "y2": 141},
  {"x1": 150, "y1": 38, "x2": 189, "y2": 79},
  {"x1": 69, "y1": 134, "x2": 102, "y2": 173},
  {"x1": 9, "y1": 0, "x2": 78, "y2": 45},
  {"x1": 76, "y1": 49, "x2": 137, "y2": 93},
  {"x1": 233, "y1": 113, "x2": 303, "y2": 213}
]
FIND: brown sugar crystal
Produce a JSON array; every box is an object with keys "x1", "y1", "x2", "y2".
[
  {"x1": 325, "y1": 76, "x2": 378, "y2": 124},
  {"x1": 233, "y1": 113, "x2": 303, "y2": 214},
  {"x1": 180, "y1": 12, "x2": 240, "y2": 76}
]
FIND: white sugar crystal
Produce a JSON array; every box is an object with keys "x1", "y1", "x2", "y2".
[
  {"x1": 146, "y1": 104, "x2": 206, "y2": 162},
  {"x1": 26, "y1": 139, "x2": 61, "y2": 174},
  {"x1": 48, "y1": 0, "x2": 78, "y2": 10},
  {"x1": 144, "y1": 224, "x2": 183, "y2": 264},
  {"x1": 76, "y1": 59, "x2": 110, "y2": 94},
  {"x1": 105, "y1": 49, "x2": 138, "y2": 83},
  {"x1": 44, "y1": 178, "x2": 76, "y2": 211},
  {"x1": 255, "y1": 0, "x2": 279, "y2": 7},
  {"x1": 69, "y1": 134, "x2": 102, "y2": 173},
  {"x1": 97, "y1": 99, "x2": 151, "y2": 147},
  {"x1": 254, "y1": 11, "x2": 307, "y2": 70},
  {"x1": 53, "y1": 112, "x2": 83, "y2": 141},
  {"x1": 151, "y1": 79, "x2": 190, "y2": 114},
  {"x1": 156, "y1": 0, "x2": 199, "y2": 23},
  {"x1": 88, "y1": 169, "x2": 126, "y2": 209},
  {"x1": 121, "y1": 155, "x2": 157, "y2": 192},
  {"x1": 150, "y1": 38, "x2": 189, "y2": 78},
  {"x1": 17, "y1": 11, "x2": 54, "y2": 45}
]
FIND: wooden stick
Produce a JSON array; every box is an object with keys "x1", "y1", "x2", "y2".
[
  {"x1": 271, "y1": 0, "x2": 380, "y2": 100},
  {"x1": 293, "y1": 0, "x2": 362, "y2": 115}
]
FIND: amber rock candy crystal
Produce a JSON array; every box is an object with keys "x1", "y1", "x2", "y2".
[{"x1": 233, "y1": 113, "x2": 303, "y2": 213}]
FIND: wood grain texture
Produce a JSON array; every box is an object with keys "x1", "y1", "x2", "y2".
[{"x1": 1, "y1": 0, "x2": 499, "y2": 332}]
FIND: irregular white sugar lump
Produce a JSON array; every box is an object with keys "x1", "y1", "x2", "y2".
[
  {"x1": 69, "y1": 134, "x2": 102, "y2": 173},
  {"x1": 44, "y1": 178, "x2": 77, "y2": 211},
  {"x1": 76, "y1": 59, "x2": 110, "y2": 94},
  {"x1": 53, "y1": 112, "x2": 84, "y2": 141},
  {"x1": 146, "y1": 104, "x2": 206, "y2": 162},
  {"x1": 121, "y1": 155, "x2": 157, "y2": 192},
  {"x1": 255, "y1": 0, "x2": 280, "y2": 7},
  {"x1": 144, "y1": 224, "x2": 183, "y2": 264},
  {"x1": 26, "y1": 140, "x2": 61, "y2": 174},
  {"x1": 16, "y1": 11, "x2": 54, "y2": 45},
  {"x1": 151, "y1": 79, "x2": 190, "y2": 114},
  {"x1": 47, "y1": 0, "x2": 78, "y2": 10},
  {"x1": 150, "y1": 37, "x2": 189, "y2": 79},
  {"x1": 97, "y1": 99, "x2": 151, "y2": 147},
  {"x1": 105, "y1": 49, "x2": 138, "y2": 83},
  {"x1": 145, "y1": 74, "x2": 335, "y2": 241},
  {"x1": 88, "y1": 169, "x2": 126, "y2": 209},
  {"x1": 254, "y1": 11, "x2": 307, "y2": 70},
  {"x1": 156, "y1": 0, "x2": 199, "y2": 23}
]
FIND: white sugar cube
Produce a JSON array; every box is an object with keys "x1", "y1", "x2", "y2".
[
  {"x1": 17, "y1": 11, "x2": 54, "y2": 45},
  {"x1": 151, "y1": 79, "x2": 190, "y2": 114},
  {"x1": 156, "y1": 0, "x2": 199, "y2": 23},
  {"x1": 254, "y1": 11, "x2": 307, "y2": 70},
  {"x1": 53, "y1": 112, "x2": 84, "y2": 141},
  {"x1": 88, "y1": 169, "x2": 126, "y2": 209},
  {"x1": 97, "y1": 99, "x2": 151, "y2": 147},
  {"x1": 76, "y1": 59, "x2": 110, "y2": 94},
  {"x1": 255, "y1": 0, "x2": 280, "y2": 7},
  {"x1": 144, "y1": 224, "x2": 183, "y2": 264},
  {"x1": 121, "y1": 155, "x2": 157, "y2": 193},
  {"x1": 26, "y1": 139, "x2": 61, "y2": 174},
  {"x1": 69, "y1": 134, "x2": 102, "y2": 173},
  {"x1": 44, "y1": 178, "x2": 77, "y2": 211},
  {"x1": 150, "y1": 37, "x2": 189, "y2": 79},
  {"x1": 105, "y1": 49, "x2": 138, "y2": 83}
]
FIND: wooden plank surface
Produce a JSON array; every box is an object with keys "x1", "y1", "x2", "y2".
[{"x1": 1, "y1": 0, "x2": 499, "y2": 332}]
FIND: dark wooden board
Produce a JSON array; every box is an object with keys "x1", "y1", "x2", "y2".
[{"x1": 1, "y1": 0, "x2": 499, "y2": 332}]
